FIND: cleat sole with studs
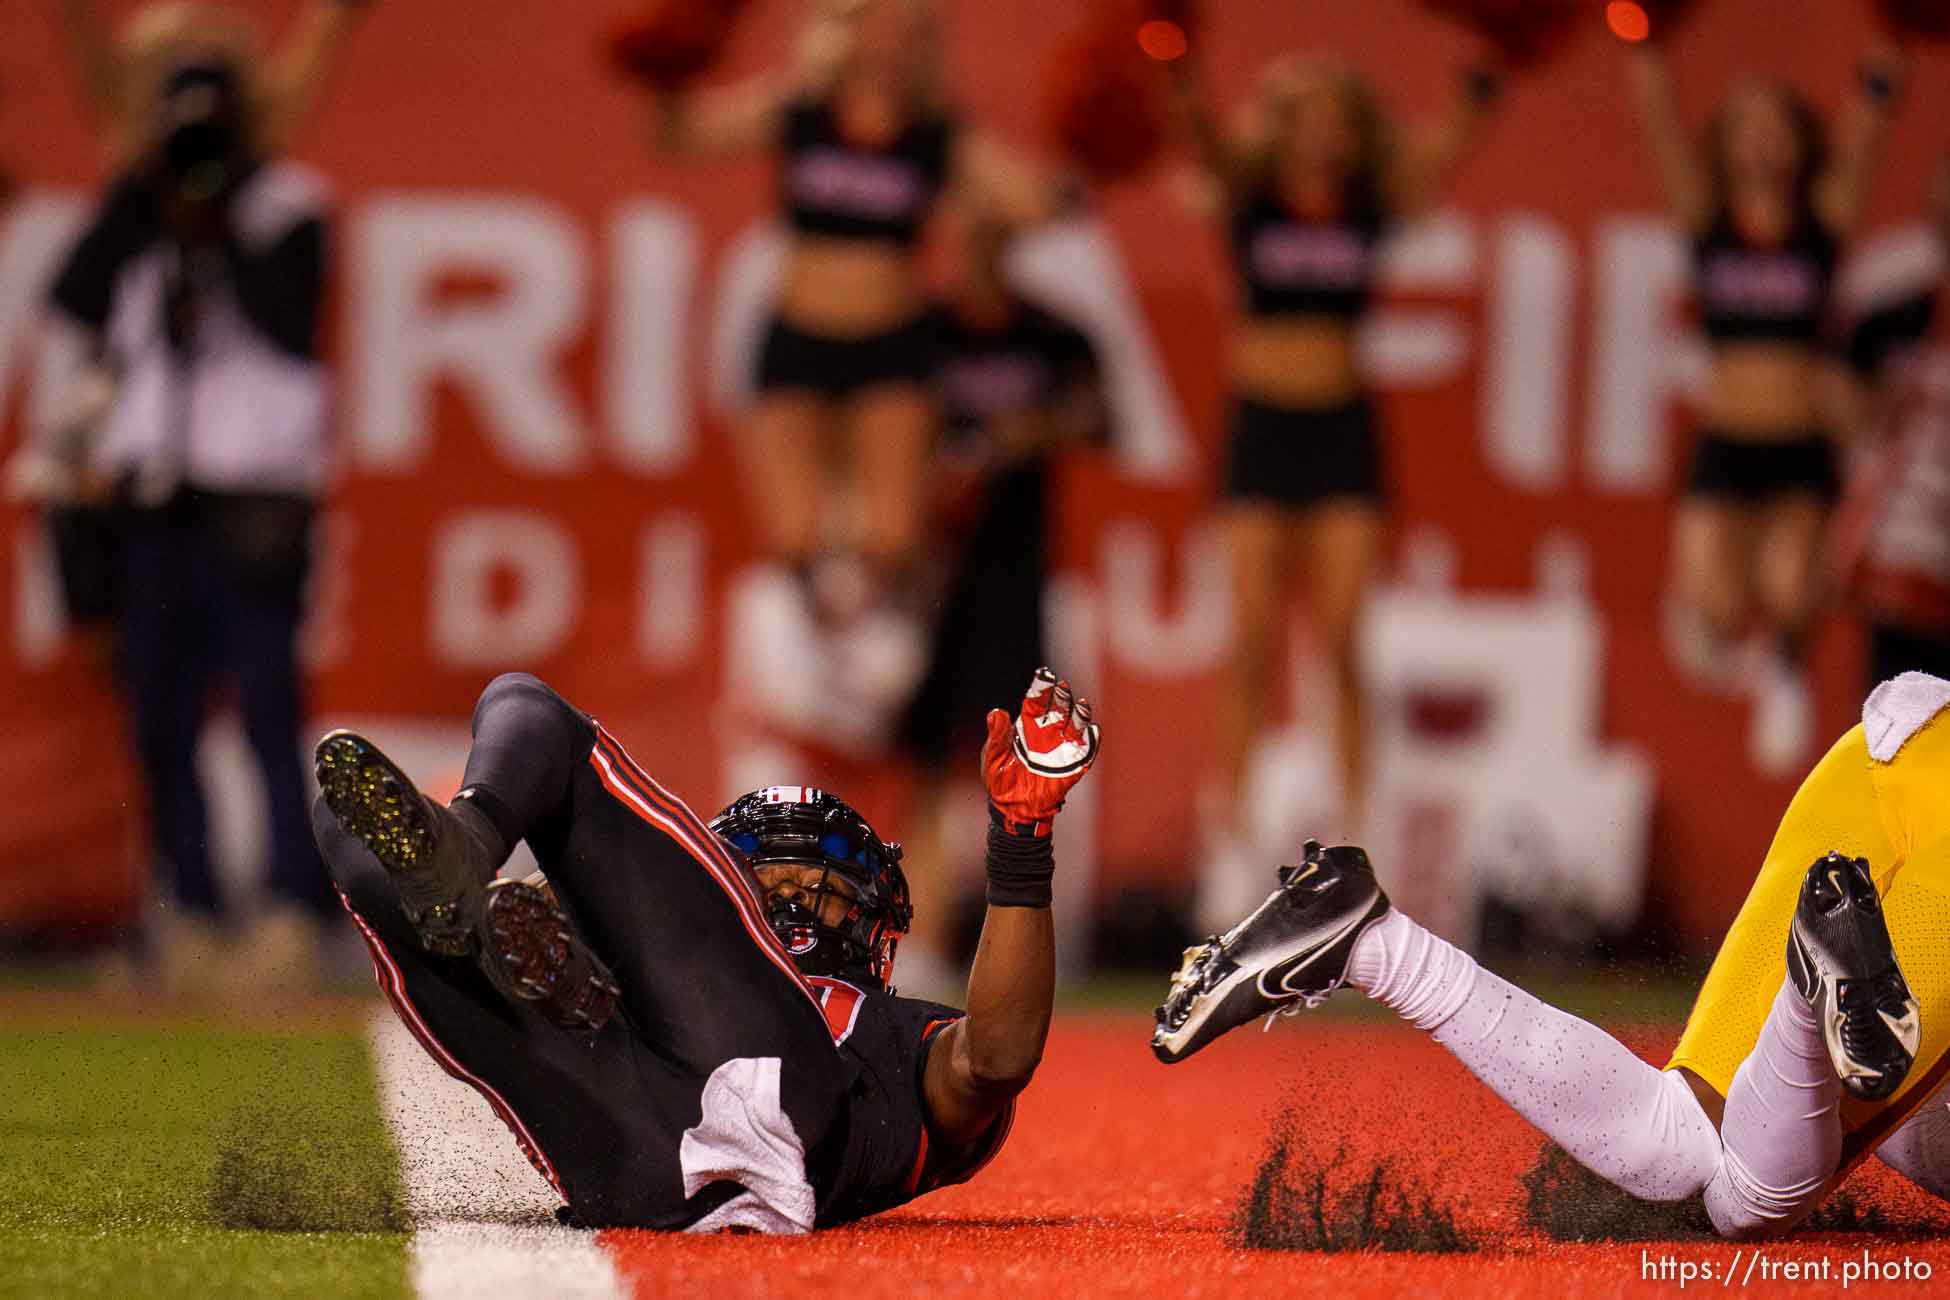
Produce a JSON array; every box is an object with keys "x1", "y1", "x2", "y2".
[
  {"x1": 481, "y1": 880, "x2": 620, "y2": 1034},
  {"x1": 315, "y1": 729, "x2": 472, "y2": 957}
]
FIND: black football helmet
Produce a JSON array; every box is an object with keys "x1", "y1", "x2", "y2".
[{"x1": 709, "y1": 786, "x2": 913, "y2": 988}]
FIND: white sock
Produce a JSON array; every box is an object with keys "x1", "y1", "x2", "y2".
[
  {"x1": 1703, "y1": 979, "x2": 1842, "y2": 1238},
  {"x1": 1348, "y1": 910, "x2": 1721, "y2": 1201}
]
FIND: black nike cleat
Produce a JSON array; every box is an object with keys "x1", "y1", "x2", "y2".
[
  {"x1": 1152, "y1": 840, "x2": 1389, "y2": 1064},
  {"x1": 478, "y1": 879, "x2": 621, "y2": 1034},
  {"x1": 315, "y1": 730, "x2": 502, "y2": 957},
  {"x1": 1786, "y1": 851, "x2": 1920, "y2": 1101}
]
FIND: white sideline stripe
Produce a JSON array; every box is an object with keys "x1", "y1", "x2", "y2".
[
  {"x1": 366, "y1": 1009, "x2": 559, "y2": 1222},
  {"x1": 412, "y1": 1223, "x2": 625, "y2": 1300},
  {"x1": 366, "y1": 1010, "x2": 626, "y2": 1300}
]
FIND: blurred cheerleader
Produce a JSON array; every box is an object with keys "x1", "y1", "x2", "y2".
[
  {"x1": 1624, "y1": 36, "x2": 1903, "y2": 773},
  {"x1": 52, "y1": 0, "x2": 366, "y2": 162},
  {"x1": 641, "y1": 0, "x2": 1060, "y2": 744},
  {"x1": 1170, "y1": 51, "x2": 1501, "y2": 923}
]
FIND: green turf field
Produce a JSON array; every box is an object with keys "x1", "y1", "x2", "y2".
[{"x1": 0, "y1": 1014, "x2": 410, "y2": 1300}]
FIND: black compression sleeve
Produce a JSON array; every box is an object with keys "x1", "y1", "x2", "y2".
[{"x1": 458, "y1": 673, "x2": 598, "y2": 849}]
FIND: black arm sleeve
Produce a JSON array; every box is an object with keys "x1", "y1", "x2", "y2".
[
  {"x1": 1848, "y1": 291, "x2": 1938, "y2": 378},
  {"x1": 47, "y1": 173, "x2": 164, "y2": 331},
  {"x1": 219, "y1": 214, "x2": 328, "y2": 360}
]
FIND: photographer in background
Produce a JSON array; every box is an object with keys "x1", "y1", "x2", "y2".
[{"x1": 39, "y1": 30, "x2": 338, "y2": 994}]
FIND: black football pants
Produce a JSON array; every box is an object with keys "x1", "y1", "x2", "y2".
[{"x1": 316, "y1": 673, "x2": 847, "y2": 1227}]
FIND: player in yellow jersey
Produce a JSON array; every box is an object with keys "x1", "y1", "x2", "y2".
[
  {"x1": 1151, "y1": 673, "x2": 1950, "y2": 1238},
  {"x1": 1670, "y1": 671, "x2": 1950, "y2": 1171}
]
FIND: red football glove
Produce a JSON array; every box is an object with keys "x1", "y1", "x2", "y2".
[{"x1": 983, "y1": 667, "x2": 1101, "y2": 836}]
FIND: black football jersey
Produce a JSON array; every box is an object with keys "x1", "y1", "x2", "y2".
[
  {"x1": 928, "y1": 301, "x2": 1099, "y2": 449},
  {"x1": 804, "y1": 975, "x2": 1014, "y2": 1226}
]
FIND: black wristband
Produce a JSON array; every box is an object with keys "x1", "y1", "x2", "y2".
[
  {"x1": 1860, "y1": 63, "x2": 1900, "y2": 106},
  {"x1": 985, "y1": 807, "x2": 1055, "y2": 908},
  {"x1": 1463, "y1": 66, "x2": 1503, "y2": 107}
]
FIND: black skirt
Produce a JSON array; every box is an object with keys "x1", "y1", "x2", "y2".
[
  {"x1": 753, "y1": 314, "x2": 936, "y2": 398},
  {"x1": 1221, "y1": 395, "x2": 1385, "y2": 507}
]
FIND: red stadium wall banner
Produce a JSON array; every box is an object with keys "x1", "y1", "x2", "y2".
[{"x1": 2, "y1": 0, "x2": 1948, "y2": 943}]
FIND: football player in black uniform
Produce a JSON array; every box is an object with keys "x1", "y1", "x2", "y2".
[{"x1": 311, "y1": 667, "x2": 1097, "y2": 1232}]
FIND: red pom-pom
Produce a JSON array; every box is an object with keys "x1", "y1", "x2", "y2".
[
  {"x1": 605, "y1": 0, "x2": 753, "y2": 90},
  {"x1": 1083, "y1": 0, "x2": 1200, "y2": 50},
  {"x1": 1040, "y1": 0, "x2": 1197, "y2": 179},
  {"x1": 1137, "y1": 19, "x2": 1189, "y2": 62},
  {"x1": 1605, "y1": 0, "x2": 1706, "y2": 44},
  {"x1": 1873, "y1": 0, "x2": 1950, "y2": 39},
  {"x1": 1416, "y1": 0, "x2": 1586, "y2": 66},
  {"x1": 1045, "y1": 24, "x2": 1167, "y2": 181},
  {"x1": 1143, "y1": 0, "x2": 1201, "y2": 41}
]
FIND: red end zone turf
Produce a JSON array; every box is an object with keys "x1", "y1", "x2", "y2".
[{"x1": 599, "y1": 1017, "x2": 1950, "y2": 1297}]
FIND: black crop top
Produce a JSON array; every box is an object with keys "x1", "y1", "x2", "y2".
[
  {"x1": 1692, "y1": 206, "x2": 1838, "y2": 345},
  {"x1": 1231, "y1": 187, "x2": 1387, "y2": 320},
  {"x1": 929, "y1": 299, "x2": 1098, "y2": 447},
  {"x1": 780, "y1": 95, "x2": 955, "y2": 247}
]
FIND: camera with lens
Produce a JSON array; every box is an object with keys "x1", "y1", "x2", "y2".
[{"x1": 155, "y1": 60, "x2": 251, "y2": 203}]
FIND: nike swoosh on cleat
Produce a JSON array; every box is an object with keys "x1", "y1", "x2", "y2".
[{"x1": 1254, "y1": 909, "x2": 1369, "y2": 1001}]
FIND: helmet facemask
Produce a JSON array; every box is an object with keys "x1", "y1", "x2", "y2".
[{"x1": 710, "y1": 788, "x2": 913, "y2": 988}]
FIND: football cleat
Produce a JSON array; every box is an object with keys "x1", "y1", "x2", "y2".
[
  {"x1": 315, "y1": 730, "x2": 502, "y2": 958},
  {"x1": 478, "y1": 879, "x2": 621, "y2": 1034},
  {"x1": 1786, "y1": 851, "x2": 1920, "y2": 1101},
  {"x1": 1152, "y1": 840, "x2": 1389, "y2": 1064}
]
